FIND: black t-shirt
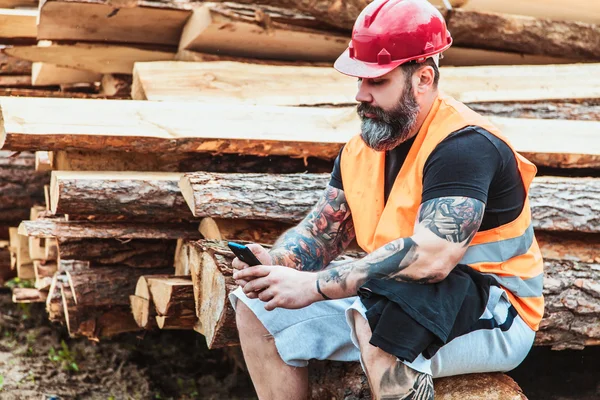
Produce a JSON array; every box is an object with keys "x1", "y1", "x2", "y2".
[{"x1": 329, "y1": 126, "x2": 526, "y2": 231}]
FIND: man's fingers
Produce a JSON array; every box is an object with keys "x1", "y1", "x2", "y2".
[
  {"x1": 235, "y1": 279, "x2": 250, "y2": 287},
  {"x1": 264, "y1": 299, "x2": 278, "y2": 311},
  {"x1": 233, "y1": 265, "x2": 271, "y2": 281},
  {"x1": 232, "y1": 258, "x2": 249, "y2": 271},
  {"x1": 242, "y1": 277, "x2": 272, "y2": 294},
  {"x1": 258, "y1": 290, "x2": 275, "y2": 302}
]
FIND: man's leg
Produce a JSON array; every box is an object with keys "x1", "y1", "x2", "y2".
[
  {"x1": 351, "y1": 310, "x2": 433, "y2": 400},
  {"x1": 236, "y1": 301, "x2": 308, "y2": 400}
]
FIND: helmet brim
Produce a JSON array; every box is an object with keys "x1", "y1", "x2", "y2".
[{"x1": 333, "y1": 49, "x2": 405, "y2": 79}]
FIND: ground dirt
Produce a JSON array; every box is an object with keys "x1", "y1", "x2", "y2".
[{"x1": 0, "y1": 289, "x2": 598, "y2": 400}]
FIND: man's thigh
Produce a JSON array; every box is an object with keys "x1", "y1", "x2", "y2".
[{"x1": 230, "y1": 287, "x2": 361, "y2": 367}]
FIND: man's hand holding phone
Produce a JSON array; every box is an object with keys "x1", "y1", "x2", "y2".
[{"x1": 230, "y1": 242, "x2": 272, "y2": 287}]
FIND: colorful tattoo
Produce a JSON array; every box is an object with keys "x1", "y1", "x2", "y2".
[
  {"x1": 315, "y1": 196, "x2": 485, "y2": 299},
  {"x1": 269, "y1": 185, "x2": 355, "y2": 272}
]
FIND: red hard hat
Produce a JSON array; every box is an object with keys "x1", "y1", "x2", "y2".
[{"x1": 334, "y1": 0, "x2": 453, "y2": 79}]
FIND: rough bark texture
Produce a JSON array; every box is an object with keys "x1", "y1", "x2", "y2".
[
  {"x1": 156, "y1": 315, "x2": 197, "y2": 330},
  {"x1": 51, "y1": 149, "x2": 332, "y2": 173},
  {"x1": 181, "y1": 173, "x2": 600, "y2": 233},
  {"x1": 66, "y1": 266, "x2": 172, "y2": 307},
  {"x1": 0, "y1": 53, "x2": 32, "y2": 75},
  {"x1": 536, "y1": 259, "x2": 600, "y2": 350},
  {"x1": 434, "y1": 373, "x2": 527, "y2": 400},
  {"x1": 0, "y1": 151, "x2": 48, "y2": 222},
  {"x1": 193, "y1": 240, "x2": 599, "y2": 350},
  {"x1": 467, "y1": 100, "x2": 600, "y2": 122},
  {"x1": 187, "y1": 240, "x2": 239, "y2": 349},
  {"x1": 63, "y1": 299, "x2": 141, "y2": 340},
  {"x1": 180, "y1": 172, "x2": 329, "y2": 222},
  {"x1": 51, "y1": 172, "x2": 193, "y2": 222},
  {"x1": 0, "y1": 241, "x2": 15, "y2": 284},
  {"x1": 19, "y1": 220, "x2": 202, "y2": 240},
  {"x1": 446, "y1": 9, "x2": 600, "y2": 60},
  {"x1": 57, "y1": 238, "x2": 177, "y2": 268},
  {"x1": 200, "y1": 218, "x2": 294, "y2": 244},
  {"x1": 529, "y1": 177, "x2": 600, "y2": 233},
  {"x1": 216, "y1": 0, "x2": 600, "y2": 60}
]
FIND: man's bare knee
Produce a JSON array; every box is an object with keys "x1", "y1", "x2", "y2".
[{"x1": 235, "y1": 301, "x2": 269, "y2": 337}]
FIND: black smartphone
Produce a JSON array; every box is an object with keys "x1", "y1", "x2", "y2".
[{"x1": 228, "y1": 242, "x2": 262, "y2": 266}]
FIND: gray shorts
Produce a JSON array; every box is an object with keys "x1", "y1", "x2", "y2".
[{"x1": 229, "y1": 284, "x2": 535, "y2": 378}]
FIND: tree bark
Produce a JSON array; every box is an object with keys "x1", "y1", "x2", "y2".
[
  {"x1": 191, "y1": 240, "x2": 600, "y2": 350},
  {"x1": 50, "y1": 171, "x2": 193, "y2": 222},
  {"x1": 57, "y1": 238, "x2": 177, "y2": 268},
  {"x1": 181, "y1": 173, "x2": 600, "y2": 233},
  {"x1": 50, "y1": 149, "x2": 332, "y2": 173},
  {"x1": 214, "y1": 0, "x2": 600, "y2": 60},
  {"x1": 0, "y1": 53, "x2": 32, "y2": 75},
  {"x1": 156, "y1": 315, "x2": 197, "y2": 330},
  {"x1": 187, "y1": 240, "x2": 239, "y2": 349},
  {"x1": 65, "y1": 266, "x2": 172, "y2": 307},
  {"x1": 467, "y1": 100, "x2": 600, "y2": 122},
  {"x1": 0, "y1": 151, "x2": 48, "y2": 223},
  {"x1": 147, "y1": 276, "x2": 194, "y2": 316},
  {"x1": 445, "y1": 8, "x2": 600, "y2": 60},
  {"x1": 529, "y1": 177, "x2": 600, "y2": 233},
  {"x1": 62, "y1": 284, "x2": 141, "y2": 340},
  {"x1": 19, "y1": 219, "x2": 202, "y2": 241}
]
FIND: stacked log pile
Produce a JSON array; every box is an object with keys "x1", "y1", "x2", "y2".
[{"x1": 0, "y1": 0, "x2": 598, "y2": 397}]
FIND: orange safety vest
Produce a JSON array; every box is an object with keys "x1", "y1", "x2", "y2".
[{"x1": 340, "y1": 93, "x2": 544, "y2": 331}]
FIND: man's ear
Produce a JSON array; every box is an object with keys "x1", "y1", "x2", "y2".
[{"x1": 414, "y1": 66, "x2": 435, "y2": 93}]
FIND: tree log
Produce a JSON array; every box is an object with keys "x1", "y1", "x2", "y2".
[
  {"x1": 529, "y1": 177, "x2": 600, "y2": 233},
  {"x1": 181, "y1": 173, "x2": 600, "y2": 233},
  {"x1": 467, "y1": 100, "x2": 600, "y2": 122},
  {"x1": 49, "y1": 149, "x2": 332, "y2": 173},
  {"x1": 57, "y1": 238, "x2": 177, "y2": 268},
  {"x1": 38, "y1": 0, "x2": 192, "y2": 46},
  {"x1": 46, "y1": 272, "x2": 66, "y2": 322},
  {"x1": 148, "y1": 276, "x2": 194, "y2": 316},
  {"x1": 178, "y1": 3, "x2": 348, "y2": 62},
  {"x1": 34, "y1": 260, "x2": 57, "y2": 291},
  {"x1": 66, "y1": 266, "x2": 172, "y2": 307},
  {"x1": 0, "y1": 53, "x2": 32, "y2": 75},
  {"x1": 216, "y1": 0, "x2": 600, "y2": 60},
  {"x1": 62, "y1": 284, "x2": 141, "y2": 340},
  {"x1": 12, "y1": 288, "x2": 48, "y2": 303},
  {"x1": 199, "y1": 217, "x2": 293, "y2": 244},
  {"x1": 130, "y1": 295, "x2": 156, "y2": 330},
  {"x1": 3, "y1": 43, "x2": 175, "y2": 75},
  {"x1": 19, "y1": 219, "x2": 202, "y2": 240},
  {"x1": 100, "y1": 74, "x2": 132, "y2": 97},
  {"x1": 186, "y1": 240, "x2": 238, "y2": 348},
  {"x1": 50, "y1": 171, "x2": 193, "y2": 222},
  {"x1": 2, "y1": 96, "x2": 599, "y2": 167},
  {"x1": 191, "y1": 240, "x2": 600, "y2": 350},
  {"x1": 132, "y1": 61, "x2": 600, "y2": 105},
  {"x1": 0, "y1": 240, "x2": 14, "y2": 284},
  {"x1": 0, "y1": 151, "x2": 48, "y2": 223},
  {"x1": 156, "y1": 315, "x2": 197, "y2": 330}
]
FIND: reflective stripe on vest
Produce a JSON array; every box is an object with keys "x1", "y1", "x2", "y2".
[{"x1": 459, "y1": 223, "x2": 543, "y2": 298}]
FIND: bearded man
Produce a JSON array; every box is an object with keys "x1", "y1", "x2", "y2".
[{"x1": 230, "y1": 0, "x2": 543, "y2": 398}]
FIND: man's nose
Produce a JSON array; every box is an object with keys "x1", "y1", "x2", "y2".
[{"x1": 355, "y1": 80, "x2": 373, "y2": 103}]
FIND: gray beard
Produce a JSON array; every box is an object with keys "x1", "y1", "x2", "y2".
[{"x1": 358, "y1": 87, "x2": 420, "y2": 152}]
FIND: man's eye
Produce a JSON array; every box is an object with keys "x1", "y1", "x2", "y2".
[{"x1": 371, "y1": 80, "x2": 384, "y2": 85}]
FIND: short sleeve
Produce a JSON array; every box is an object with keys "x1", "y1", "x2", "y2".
[
  {"x1": 329, "y1": 145, "x2": 345, "y2": 190},
  {"x1": 421, "y1": 127, "x2": 503, "y2": 204}
]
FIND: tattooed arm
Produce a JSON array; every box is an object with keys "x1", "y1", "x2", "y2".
[
  {"x1": 315, "y1": 196, "x2": 485, "y2": 300},
  {"x1": 268, "y1": 185, "x2": 355, "y2": 272}
]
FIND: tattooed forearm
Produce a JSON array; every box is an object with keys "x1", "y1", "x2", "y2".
[
  {"x1": 314, "y1": 196, "x2": 486, "y2": 300},
  {"x1": 418, "y1": 197, "x2": 484, "y2": 245},
  {"x1": 269, "y1": 185, "x2": 355, "y2": 272},
  {"x1": 316, "y1": 237, "x2": 422, "y2": 299},
  {"x1": 380, "y1": 362, "x2": 434, "y2": 400}
]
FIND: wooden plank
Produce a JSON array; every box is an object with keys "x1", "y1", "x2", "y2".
[
  {"x1": 0, "y1": 75, "x2": 31, "y2": 86},
  {"x1": 32, "y1": 62, "x2": 101, "y2": 86},
  {"x1": 38, "y1": 0, "x2": 192, "y2": 46},
  {"x1": 4, "y1": 42, "x2": 175, "y2": 74},
  {"x1": 178, "y1": 3, "x2": 348, "y2": 62},
  {"x1": 434, "y1": 0, "x2": 600, "y2": 25},
  {"x1": 18, "y1": 219, "x2": 202, "y2": 240},
  {"x1": 0, "y1": 0, "x2": 37, "y2": 7},
  {"x1": 1, "y1": 96, "x2": 598, "y2": 167},
  {"x1": 133, "y1": 61, "x2": 600, "y2": 105},
  {"x1": 0, "y1": 8, "x2": 37, "y2": 41}
]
